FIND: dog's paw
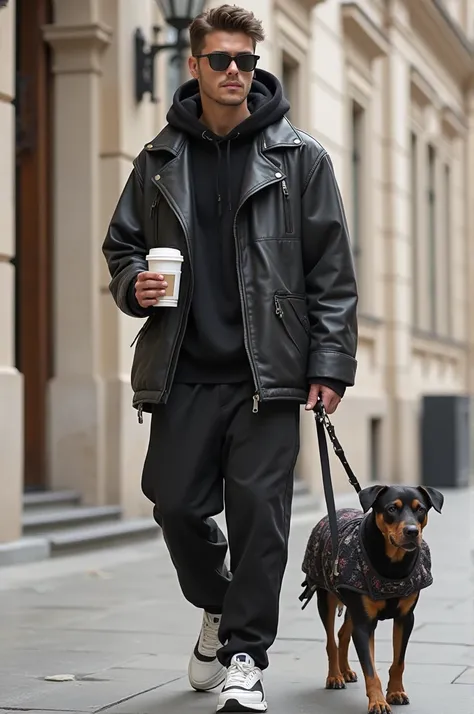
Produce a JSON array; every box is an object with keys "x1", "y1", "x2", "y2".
[
  {"x1": 387, "y1": 691, "x2": 410, "y2": 706},
  {"x1": 368, "y1": 697, "x2": 392, "y2": 714},
  {"x1": 326, "y1": 674, "x2": 346, "y2": 690},
  {"x1": 342, "y1": 668, "x2": 358, "y2": 683}
]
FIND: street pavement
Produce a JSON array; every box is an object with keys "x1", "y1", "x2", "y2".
[{"x1": 0, "y1": 487, "x2": 472, "y2": 714}]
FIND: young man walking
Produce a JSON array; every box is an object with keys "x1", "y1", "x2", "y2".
[{"x1": 103, "y1": 5, "x2": 358, "y2": 712}]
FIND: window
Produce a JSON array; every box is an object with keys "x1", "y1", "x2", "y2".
[
  {"x1": 410, "y1": 132, "x2": 419, "y2": 327},
  {"x1": 444, "y1": 164, "x2": 452, "y2": 336},
  {"x1": 427, "y1": 144, "x2": 437, "y2": 332},
  {"x1": 281, "y1": 53, "x2": 299, "y2": 124},
  {"x1": 351, "y1": 101, "x2": 365, "y2": 279},
  {"x1": 369, "y1": 418, "x2": 382, "y2": 483}
]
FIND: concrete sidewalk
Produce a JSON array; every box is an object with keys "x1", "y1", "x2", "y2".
[{"x1": 0, "y1": 488, "x2": 472, "y2": 714}]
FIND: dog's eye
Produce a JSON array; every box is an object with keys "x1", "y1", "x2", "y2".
[
  {"x1": 416, "y1": 505, "x2": 426, "y2": 514},
  {"x1": 386, "y1": 505, "x2": 398, "y2": 515}
]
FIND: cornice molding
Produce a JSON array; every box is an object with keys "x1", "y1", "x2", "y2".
[
  {"x1": 342, "y1": 2, "x2": 390, "y2": 61},
  {"x1": 42, "y1": 23, "x2": 112, "y2": 75}
]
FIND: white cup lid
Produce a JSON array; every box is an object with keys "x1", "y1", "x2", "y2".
[{"x1": 146, "y1": 247, "x2": 183, "y2": 261}]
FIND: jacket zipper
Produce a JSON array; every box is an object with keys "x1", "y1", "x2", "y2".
[
  {"x1": 137, "y1": 180, "x2": 193, "y2": 423},
  {"x1": 233, "y1": 173, "x2": 287, "y2": 413},
  {"x1": 281, "y1": 180, "x2": 293, "y2": 234},
  {"x1": 274, "y1": 295, "x2": 303, "y2": 354}
]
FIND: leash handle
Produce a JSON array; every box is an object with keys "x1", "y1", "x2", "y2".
[{"x1": 315, "y1": 400, "x2": 361, "y2": 494}]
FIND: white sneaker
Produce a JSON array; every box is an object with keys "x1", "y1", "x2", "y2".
[
  {"x1": 216, "y1": 653, "x2": 267, "y2": 712},
  {"x1": 188, "y1": 611, "x2": 226, "y2": 691}
]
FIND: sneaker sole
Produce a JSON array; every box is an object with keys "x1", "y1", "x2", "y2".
[
  {"x1": 188, "y1": 663, "x2": 226, "y2": 692},
  {"x1": 216, "y1": 699, "x2": 268, "y2": 713}
]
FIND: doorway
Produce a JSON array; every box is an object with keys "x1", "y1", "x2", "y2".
[{"x1": 15, "y1": 0, "x2": 54, "y2": 490}]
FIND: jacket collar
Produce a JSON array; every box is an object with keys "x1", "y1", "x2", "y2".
[
  {"x1": 143, "y1": 116, "x2": 305, "y2": 156},
  {"x1": 146, "y1": 117, "x2": 304, "y2": 245}
]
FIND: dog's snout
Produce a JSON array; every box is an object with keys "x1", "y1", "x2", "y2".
[{"x1": 403, "y1": 525, "x2": 419, "y2": 539}]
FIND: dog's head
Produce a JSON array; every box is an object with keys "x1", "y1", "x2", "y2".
[{"x1": 358, "y1": 485, "x2": 443, "y2": 556}]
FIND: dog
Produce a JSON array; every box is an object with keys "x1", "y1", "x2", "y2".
[{"x1": 301, "y1": 484, "x2": 444, "y2": 714}]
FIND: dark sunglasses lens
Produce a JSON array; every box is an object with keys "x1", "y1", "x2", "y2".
[
  {"x1": 207, "y1": 53, "x2": 257, "y2": 72},
  {"x1": 236, "y1": 55, "x2": 257, "y2": 72},
  {"x1": 208, "y1": 54, "x2": 232, "y2": 71}
]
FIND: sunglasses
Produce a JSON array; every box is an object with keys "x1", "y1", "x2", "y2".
[{"x1": 195, "y1": 52, "x2": 260, "y2": 73}]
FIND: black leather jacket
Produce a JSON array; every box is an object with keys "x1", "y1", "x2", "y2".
[{"x1": 102, "y1": 118, "x2": 358, "y2": 420}]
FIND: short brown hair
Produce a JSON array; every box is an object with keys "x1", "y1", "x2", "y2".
[{"x1": 189, "y1": 4, "x2": 265, "y2": 56}]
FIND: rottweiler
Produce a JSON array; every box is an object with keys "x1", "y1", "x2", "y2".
[{"x1": 301, "y1": 484, "x2": 444, "y2": 714}]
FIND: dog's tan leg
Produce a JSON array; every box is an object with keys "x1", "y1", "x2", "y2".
[
  {"x1": 316, "y1": 588, "x2": 345, "y2": 689},
  {"x1": 337, "y1": 610, "x2": 357, "y2": 683},
  {"x1": 386, "y1": 608, "x2": 415, "y2": 706}
]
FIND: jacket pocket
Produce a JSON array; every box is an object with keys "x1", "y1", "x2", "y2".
[
  {"x1": 281, "y1": 180, "x2": 293, "y2": 234},
  {"x1": 150, "y1": 192, "x2": 161, "y2": 245},
  {"x1": 130, "y1": 315, "x2": 153, "y2": 348},
  {"x1": 274, "y1": 292, "x2": 309, "y2": 355}
]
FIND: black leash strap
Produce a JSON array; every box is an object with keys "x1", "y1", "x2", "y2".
[
  {"x1": 299, "y1": 398, "x2": 362, "y2": 609},
  {"x1": 315, "y1": 397, "x2": 361, "y2": 576}
]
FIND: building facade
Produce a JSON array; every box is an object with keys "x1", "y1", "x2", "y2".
[{"x1": 0, "y1": 0, "x2": 473, "y2": 545}]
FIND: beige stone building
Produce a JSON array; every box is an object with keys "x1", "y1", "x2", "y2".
[{"x1": 0, "y1": 0, "x2": 473, "y2": 557}]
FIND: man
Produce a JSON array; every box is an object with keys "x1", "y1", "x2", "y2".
[{"x1": 102, "y1": 5, "x2": 358, "y2": 712}]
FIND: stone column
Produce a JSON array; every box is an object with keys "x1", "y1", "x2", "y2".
[
  {"x1": 98, "y1": 0, "x2": 159, "y2": 517},
  {"x1": 467, "y1": 81, "x2": 474, "y2": 474},
  {"x1": 43, "y1": 2, "x2": 112, "y2": 505},
  {"x1": 0, "y1": 0, "x2": 23, "y2": 542},
  {"x1": 382, "y1": 1, "x2": 414, "y2": 482}
]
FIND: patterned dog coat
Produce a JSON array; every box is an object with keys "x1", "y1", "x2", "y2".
[{"x1": 301, "y1": 508, "x2": 433, "y2": 604}]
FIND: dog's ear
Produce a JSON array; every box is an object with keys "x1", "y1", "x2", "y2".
[
  {"x1": 417, "y1": 487, "x2": 444, "y2": 514},
  {"x1": 359, "y1": 485, "x2": 388, "y2": 513}
]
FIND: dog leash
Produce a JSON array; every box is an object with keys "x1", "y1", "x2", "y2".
[{"x1": 299, "y1": 397, "x2": 361, "y2": 609}]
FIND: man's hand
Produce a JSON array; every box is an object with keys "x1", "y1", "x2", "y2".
[
  {"x1": 305, "y1": 384, "x2": 341, "y2": 415},
  {"x1": 135, "y1": 271, "x2": 168, "y2": 308}
]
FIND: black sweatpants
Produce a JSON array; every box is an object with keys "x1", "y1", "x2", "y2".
[{"x1": 141, "y1": 382, "x2": 300, "y2": 670}]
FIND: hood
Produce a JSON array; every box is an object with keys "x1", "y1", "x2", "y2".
[{"x1": 166, "y1": 68, "x2": 290, "y2": 141}]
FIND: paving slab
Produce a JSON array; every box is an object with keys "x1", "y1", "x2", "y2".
[{"x1": 0, "y1": 669, "x2": 184, "y2": 710}]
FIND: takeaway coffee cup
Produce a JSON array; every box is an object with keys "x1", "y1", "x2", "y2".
[{"x1": 146, "y1": 247, "x2": 184, "y2": 308}]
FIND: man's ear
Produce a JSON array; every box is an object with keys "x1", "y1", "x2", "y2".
[
  {"x1": 359, "y1": 485, "x2": 388, "y2": 513},
  {"x1": 417, "y1": 487, "x2": 444, "y2": 514}
]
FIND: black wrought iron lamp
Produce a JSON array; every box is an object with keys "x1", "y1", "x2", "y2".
[{"x1": 135, "y1": 0, "x2": 206, "y2": 104}]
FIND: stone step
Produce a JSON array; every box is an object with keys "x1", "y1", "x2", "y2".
[
  {"x1": 22, "y1": 505, "x2": 122, "y2": 535},
  {"x1": 49, "y1": 518, "x2": 160, "y2": 555},
  {"x1": 23, "y1": 490, "x2": 81, "y2": 511}
]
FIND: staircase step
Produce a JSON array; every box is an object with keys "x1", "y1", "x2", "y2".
[
  {"x1": 23, "y1": 505, "x2": 122, "y2": 535},
  {"x1": 23, "y1": 490, "x2": 81, "y2": 511},
  {"x1": 49, "y1": 518, "x2": 160, "y2": 555}
]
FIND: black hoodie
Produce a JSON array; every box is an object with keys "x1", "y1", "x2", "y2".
[{"x1": 170, "y1": 70, "x2": 290, "y2": 384}]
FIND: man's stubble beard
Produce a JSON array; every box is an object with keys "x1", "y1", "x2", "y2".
[{"x1": 200, "y1": 82, "x2": 249, "y2": 107}]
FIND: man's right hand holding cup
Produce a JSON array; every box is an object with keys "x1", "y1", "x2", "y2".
[{"x1": 135, "y1": 272, "x2": 168, "y2": 308}]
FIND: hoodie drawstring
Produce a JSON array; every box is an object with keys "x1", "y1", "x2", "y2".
[{"x1": 202, "y1": 130, "x2": 239, "y2": 216}]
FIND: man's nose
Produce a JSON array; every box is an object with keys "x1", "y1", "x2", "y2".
[{"x1": 226, "y1": 61, "x2": 239, "y2": 74}]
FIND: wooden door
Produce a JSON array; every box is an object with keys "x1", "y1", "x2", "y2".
[{"x1": 15, "y1": 0, "x2": 53, "y2": 490}]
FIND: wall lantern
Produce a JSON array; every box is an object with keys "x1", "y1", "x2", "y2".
[{"x1": 135, "y1": 0, "x2": 206, "y2": 103}]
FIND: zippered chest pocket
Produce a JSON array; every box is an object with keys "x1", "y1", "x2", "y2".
[
  {"x1": 149, "y1": 192, "x2": 162, "y2": 245},
  {"x1": 281, "y1": 180, "x2": 293, "y2": 234}
]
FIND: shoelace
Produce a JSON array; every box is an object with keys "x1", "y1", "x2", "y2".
[
  {"x1": 225, "y1": 661, "x2": 254, "y2": 687},
  {"x1": 199, "y1": 614, "x2": 221, "y2": 658}
]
